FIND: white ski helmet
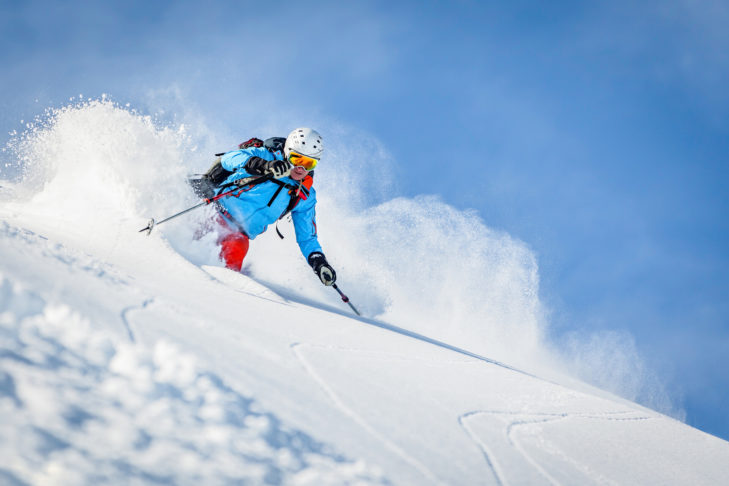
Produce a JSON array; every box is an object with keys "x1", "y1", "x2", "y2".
[{"x1": 284, "y1": 127, "x2": 324, "y2": 160}]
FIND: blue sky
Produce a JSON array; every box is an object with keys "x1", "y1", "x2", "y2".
[{"x1": 2, "y1": 0, "x2": 728, "y2": 440}]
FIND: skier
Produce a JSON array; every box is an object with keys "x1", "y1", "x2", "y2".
[{"x1": 192, "y1": 127, "x2": 336, "y2": 286}]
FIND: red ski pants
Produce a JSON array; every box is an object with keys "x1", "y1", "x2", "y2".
[{"x1": 217, "y1": 224, "x2": 250, "y2": 272}]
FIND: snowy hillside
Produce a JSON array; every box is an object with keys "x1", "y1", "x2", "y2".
[{"x1": 2, "y1": 101, "x2": 728, "y2": 485}]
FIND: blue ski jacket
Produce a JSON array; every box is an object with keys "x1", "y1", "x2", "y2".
[{"x1": 215, "y1": 146, "x2": 323, "y2": 260}]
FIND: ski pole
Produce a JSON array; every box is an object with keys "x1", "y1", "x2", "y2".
[
  {"x1": 138, "y1": 199, "x2": 209, "y2": 235},
  {"x1": 138, "y1": 175, "x2": 270, "y2": 235},
  {"x1": 332, "y1": 283, "x2": 361, "y2": 316}
]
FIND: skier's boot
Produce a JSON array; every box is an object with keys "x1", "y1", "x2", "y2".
[{"x1": 189, "y1": 156, "x2": 232, "y2": 199}]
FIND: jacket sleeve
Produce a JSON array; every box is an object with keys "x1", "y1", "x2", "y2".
[
  {"x1": 220, "y1": 147, "x2": 276, "y2": 172},
  {"x1": 291, "y1": 187, "x2": 323, "y2": 260}
]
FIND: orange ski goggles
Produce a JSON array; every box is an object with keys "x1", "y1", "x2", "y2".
[{"x1": 288, "y1": 151, "x2": 319, "y2": 170}]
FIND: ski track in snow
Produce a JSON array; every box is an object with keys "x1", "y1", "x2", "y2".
[
  {"x1": 459, "y1": 409, "x2": 655, "y2": 486},
  {"x1": 290, "y1": 341, "x2": 445, "y2": 485},
  {"x1": 457, "y1": 413, "x2": 506, "y2": 486},
  {"x1": 503, "y1": 415, "x2": 578, "y2": 486},
  {"x1": 119, "y1": 298, "x2": 154, "y2": 343}
]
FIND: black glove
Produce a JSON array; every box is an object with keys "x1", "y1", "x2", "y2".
[
  {"x1": 268, "y1": 159, "x2": 292, "y2": 178},
  {"x1": 244, "y1": 156, "x2": 292, "y2": 178},
  {"x1": 308, "y1": 252, "x2": 337, "y2": 286}
]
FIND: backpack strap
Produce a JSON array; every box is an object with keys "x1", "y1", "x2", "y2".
[
  {"x1": 272, "y1": 174, "x2": 315, "y2": 240},
  {"x1": 264, "y1": 176, "x2": 311, "y2": 212},
  {"x1": 267, "y1": 181, "x2": 288, "y2": 207}
]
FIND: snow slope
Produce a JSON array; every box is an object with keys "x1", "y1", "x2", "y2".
[{"x1": 1, "y1": 101, "x2": 728, "y2": 485}]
